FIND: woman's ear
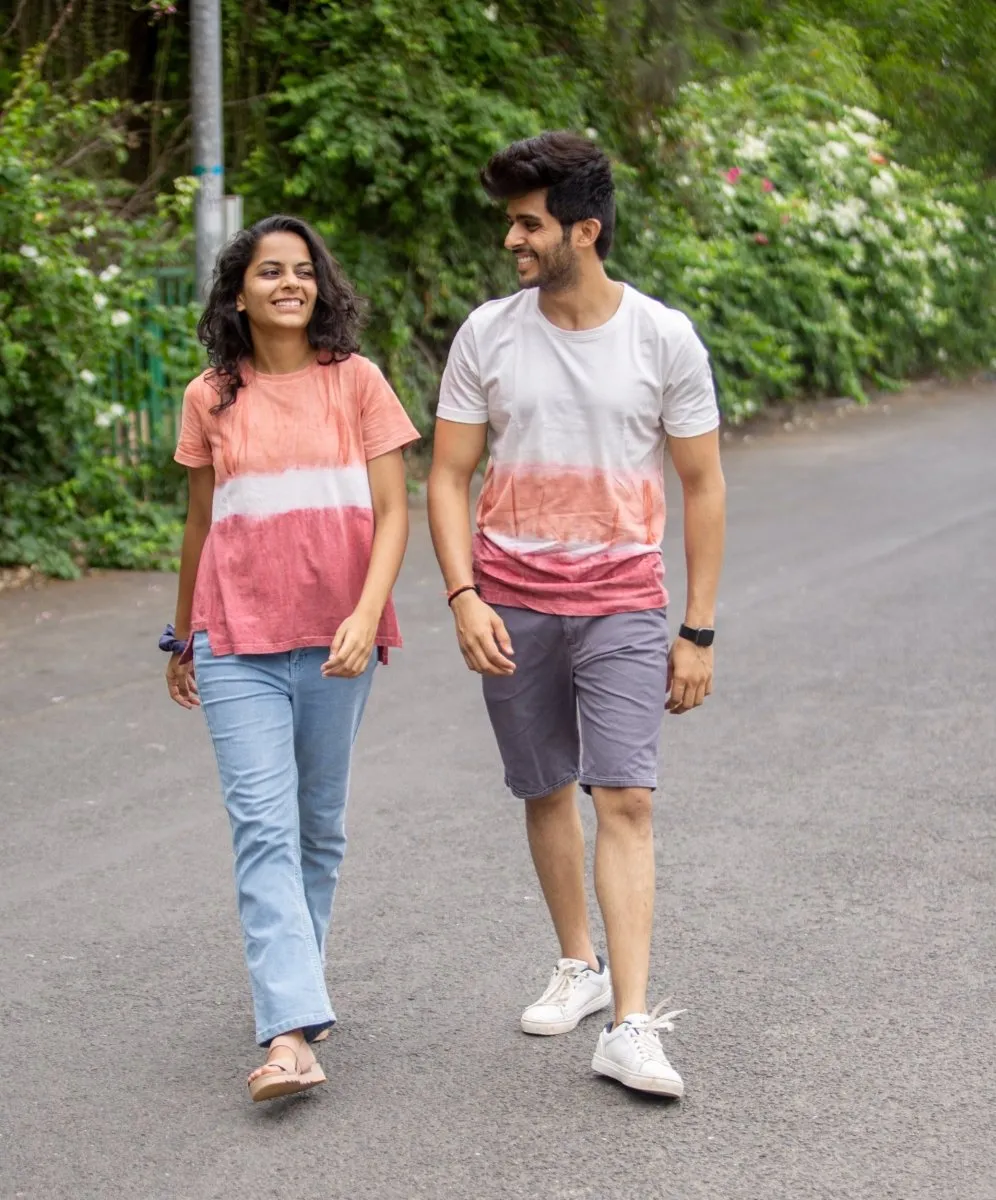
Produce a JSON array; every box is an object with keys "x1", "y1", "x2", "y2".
[{"x1": 236, "y1": 292, "x2": 246, "y2": 313}]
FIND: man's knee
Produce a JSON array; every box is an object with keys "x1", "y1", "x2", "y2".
[
  {"x1": 525, "y1": 781, "x2": 577, "y2": 822},
  {"x1": 592, "y1": 786, "x2": 653, "y2": 829}
]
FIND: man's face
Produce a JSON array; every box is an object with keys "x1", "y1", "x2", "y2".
[{"x1": 504, "y1": 190, "x2": 577, "y2": 292}]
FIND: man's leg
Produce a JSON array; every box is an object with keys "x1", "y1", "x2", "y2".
[
  {"x1": 590, "y1": 785, "x2": 654, "y2": 1022},
  {"x1": 483, "y1": 606, "x2": 611, "y2": 1034},
  {"x1": 572, "y1": 607, "x2": 671, "y2": 1023},
  {"x1": 525, "y1": 782, "x2": 598, "y2": 970}
]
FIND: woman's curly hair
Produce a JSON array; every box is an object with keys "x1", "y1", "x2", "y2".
[{"x1": 196, "y1": 214, "x2": 364, "y2": 414}]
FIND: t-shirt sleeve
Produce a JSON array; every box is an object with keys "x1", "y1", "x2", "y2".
[
  {"x1": 174, "y1": 377, "x2": 214, "y2": 468},
  {"x1": 662, "y1": 318, "x2": 721, "y2": 439},
  {"x1": 435, "y1": 319, "x2": 489, "y2": 424},
  {"x1": 357, "y1": 358, "x2": 421, "y2": 461}
]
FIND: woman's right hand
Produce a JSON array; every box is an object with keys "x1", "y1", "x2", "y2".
[{"x1": 166, "y1": 653, "x2": 199, "y2": 709}]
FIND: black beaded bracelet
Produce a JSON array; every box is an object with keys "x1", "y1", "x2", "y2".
[{"x1": 447, "y1": 584, "x2": 480, "y2": 607}]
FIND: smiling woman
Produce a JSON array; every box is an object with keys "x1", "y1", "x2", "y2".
[
  {"x1": 195, "y1": 214, "x2": 364, "y2": 415},
  {"x1": 163, "y1": 214, "x2": 419, "y2": 1102}
]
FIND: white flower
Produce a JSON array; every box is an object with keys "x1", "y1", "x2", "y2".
[
  {"x1": 80, "y1": 224, "x2": 97, "y2": 240},
  {"x1": 850, "y1": 132, "x2": 875, "y2": 148},
  {"x1": 99, "y1": 264, "x2": 121, "y2": 283},
  {"x1": 79, "y1": 369, "x2": 97, "y2": 386},
  {"x1": 110, "y1": 309, "x2": 131, "y2": 327},
  {"x1": 870, "y1": 172, "x2": 897, "y2": 199},
  {"x1": 585, "y1": 127, "x2": 598, "y2": 140},
  {"x1": 937, "y1": 348, "x2": 948, "y2": 362},
  {"x1": 849, "y1": 107, "x2": 882, "y2": 131},
  {"x1": 109, "y1": 402, "x2": 125, "y2": 418},
  {"x1": 677, "y1": 175, "x2": 691, "y2": 187},
  {"x1": 93, "y1": 292, "x2": 108, "y2": 311},
  {"x1": 829, "y1": 198, "x2": 868, "y2": 237},
  {"x1": 483, "y1": 2, "x2": 498, "y2": 20},
  {"x1": 74, "y1": 266, "x2": 92, "y2": 279},
  {"x1": 739, "y1": 134, "x2": 769, "y2": 162},
  {"x1": 819, "y1": 141, "x2": 851, "y2": 168},
  {"x1": 721, "y1": 183, "x2": 736, "y2": 199},
  {"x1": 95, "y1": 410, "x2": 114, "y2": 428},
  {"x1": 19, "y1": 244, "x2": 39, "y2": 259}
]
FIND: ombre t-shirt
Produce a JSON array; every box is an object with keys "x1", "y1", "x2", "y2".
[
  {"x1": 175, "y1": 355, "x2": 419, "y2": 657},
  {"x1": 436, "y1": 284, "x2": 719, "y2": 615}
]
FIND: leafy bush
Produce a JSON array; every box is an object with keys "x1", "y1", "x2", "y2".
[
  {"x1": 615, "y1": 33, "x2": 996, "y2": 419},
  {"x1": 0, "y1": 53, "x2": 198, "y2": 576},
  {"x1": 236, "y1": 0, "x2": 594, "y2": 432}
]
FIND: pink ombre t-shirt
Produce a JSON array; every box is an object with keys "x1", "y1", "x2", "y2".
[
  {"x1": 436, "y1": 285, "x2": 719, "y2": 616},
  {"x1": 175, "y1": 355, "x2": 419, "y2": 657}
]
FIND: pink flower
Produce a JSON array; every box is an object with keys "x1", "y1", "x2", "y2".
[
  {"x1": 725, "y1": 167, "x2": 741, "y2": 184},
  {"x1": 762, "y1": 178, "x2": 774, "y2": 193},
  {"x1": 754, "y1": 233, "x2": 770, "y2": 245},
  {"x1": 780, "y1": 212, "x2": 791, "y2": 226},
  {"x1": 869, "y1": 151, "x2": 887, "y2": 166}
]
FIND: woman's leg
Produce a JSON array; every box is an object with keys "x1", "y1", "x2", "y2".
[
  {"x1": 291, "y1": 652, "x2": 376, "y2": 974},
  {"x1": 194, "y1": 635, "x2": 335, "y2": 1047}
]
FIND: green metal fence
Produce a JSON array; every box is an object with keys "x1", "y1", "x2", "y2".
[{"x1": 109, "y1": 268, "x2": 202, "y2": 459}]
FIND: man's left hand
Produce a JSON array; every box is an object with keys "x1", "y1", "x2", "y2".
[{"x1": 667, "y1": 638, "x2": 713, "y2": 715}]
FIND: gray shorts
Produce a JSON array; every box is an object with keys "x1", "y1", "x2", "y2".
[{"x1": 482, "y1": 605, "x2": 670, "y2": 801}]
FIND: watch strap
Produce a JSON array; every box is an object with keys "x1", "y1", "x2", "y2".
[{"x1": 678, "y1": 623, "x2": 715, "y2": 648}]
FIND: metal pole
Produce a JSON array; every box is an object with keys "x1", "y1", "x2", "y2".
[{"x1": 191, "y1": 0, "x2": 225, "y2": 301}]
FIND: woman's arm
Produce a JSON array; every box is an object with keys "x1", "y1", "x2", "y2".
[
  {"x1": 322, "y1": 448, "x2": 409, "y2": 678},
  {"x1": 166, "y1": 465, "x2": 214, "y2": 708}
]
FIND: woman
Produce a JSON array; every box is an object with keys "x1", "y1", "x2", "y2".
[{"x1": 163, "y1": 215, "x2": 419, "y2": 1101}]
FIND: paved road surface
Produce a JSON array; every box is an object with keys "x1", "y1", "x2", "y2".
[{"x1": 2, "y1": 386, "x2": 994, "y2": 1200}]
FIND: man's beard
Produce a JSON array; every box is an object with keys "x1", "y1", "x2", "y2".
[{"x1": 521, "y1": 239, "x2": 578, "y2": 293}]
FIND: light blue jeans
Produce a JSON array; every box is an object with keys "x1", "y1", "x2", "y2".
[{"x1": 193, "y1": 633, "x2": 376, "y2": 1046}]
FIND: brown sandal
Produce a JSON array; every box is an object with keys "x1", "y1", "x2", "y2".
[{"x1": 248, "y1": 1037, "x2": 327, "y2": 1103}]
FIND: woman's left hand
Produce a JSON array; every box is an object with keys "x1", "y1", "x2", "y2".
[{"x1": 321, "y1": 608, "x2": 378, "y2": 679}]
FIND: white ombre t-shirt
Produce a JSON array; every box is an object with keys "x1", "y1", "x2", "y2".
[{"x1": 436, "y1": 283, "x2": 719, "y2": 615}]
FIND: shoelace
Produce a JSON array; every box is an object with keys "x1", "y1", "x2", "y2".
[
  {"x1": 626, "y1": 999, "x2": 687, "y2": 1062},
  {"x1": 535, "y1": 961, "x2": 586, "y2": 1008}
]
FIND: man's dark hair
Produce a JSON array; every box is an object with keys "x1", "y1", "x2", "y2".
[
  {"x1": 197, "y1": 214, "x2": 363, "y2": 413},
  {"x1": 480, "y1": 131, "x2": 616, "y2": 260}
]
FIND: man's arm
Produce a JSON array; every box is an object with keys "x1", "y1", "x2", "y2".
[
  {"x1": 667, "y1": 429, "x2": 726, "y2": 714},
  {"x1": 427, "y1": 419, "x2": 515, "y2": 676}
]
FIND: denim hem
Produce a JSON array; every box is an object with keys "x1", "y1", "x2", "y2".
[
  {"x1": 257, "y1": 1011, "x2": 335, "y2": 1048},
  {"x1": 507, "y1": 772, "x2": 579, "y2": 801}
]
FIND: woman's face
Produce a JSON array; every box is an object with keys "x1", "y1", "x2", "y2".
[{"x1": 236, "y1": 232, "x2": 318, "y2": 335}]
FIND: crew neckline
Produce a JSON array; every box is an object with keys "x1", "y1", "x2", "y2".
[
  {"x1": 245, "y1": 355, "x2": 323, "y2": 383},
  {"x1": 532, "y1": 282, "x2": 631, "y2": 341}
]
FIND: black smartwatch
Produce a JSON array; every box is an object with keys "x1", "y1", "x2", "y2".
[{"x1": 678, "y1": 624, "x2": 715, "y2": 648}]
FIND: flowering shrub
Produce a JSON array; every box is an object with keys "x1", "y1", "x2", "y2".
[
  {"x1": 617, "y1": 65, "x2": 996, "y2": 420},
  {"x1": 0, "y1": 56, "x2": 196, "y2": 575}
]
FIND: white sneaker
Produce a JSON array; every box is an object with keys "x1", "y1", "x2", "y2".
[
  {"x1": 520, "y1": 956, "x2": 612, "y2": 1036},
  {"x1": 591, "y1": 1000, "x2": 687, "y2": 1097}
]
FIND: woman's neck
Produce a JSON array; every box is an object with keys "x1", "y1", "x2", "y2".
[{"x1": 250, "y1": 334, "x2": 316, "y2": 376}]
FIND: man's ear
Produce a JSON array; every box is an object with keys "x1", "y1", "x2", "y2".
[{"x1": 574, "y1": 217, "x2": 603, "y2": 251}]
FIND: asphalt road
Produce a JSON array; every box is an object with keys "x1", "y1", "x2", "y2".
[{"x1": 1, "y1": 385, "x2": 994, "y2": 1200}]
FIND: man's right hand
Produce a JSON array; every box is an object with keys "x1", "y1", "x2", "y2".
[{"x1": 451, "y1": 591, "x2": 515, "y2": 676}]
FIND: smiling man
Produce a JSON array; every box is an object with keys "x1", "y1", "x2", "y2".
[{"x1": 427, "y1": 132, "x2": 726, "y2": 1098}]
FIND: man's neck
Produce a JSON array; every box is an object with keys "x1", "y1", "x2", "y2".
[
  {"x1": 537, "y1": 265, "x2": 624, "y2": 332},
  {"x1": 251, "y1": 335, "x2": 316, "y2": 375}
]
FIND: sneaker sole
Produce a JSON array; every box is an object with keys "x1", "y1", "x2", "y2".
[
  {"x1": 520, "y1": 989, "x2": 613, "y2": 1036},
  {"x1": 591, "y1": 1051, "x2": 684, "y2": 1098}
]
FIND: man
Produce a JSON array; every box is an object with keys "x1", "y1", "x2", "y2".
[{"x1": 427, "y1": 131, "x2": 725, "y2": 1098}]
